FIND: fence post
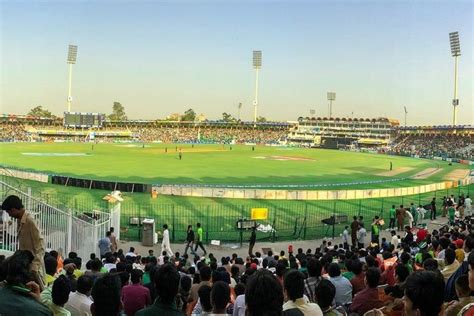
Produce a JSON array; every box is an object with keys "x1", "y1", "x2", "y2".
[
  {"x1": 272, "y1": 208, "x2": 277, "y2": 243},
  {"x1": 172, "y1": 205, "x2": 176, "y2": 242},
  {"x1": 358, "y1": 200, "x2": 362, "y2": 216},
  {"x1": 240, "y1": 205, "x2": 244, "y2": 247},
  {"x1": 303, "y1": 203, "x2": 308, "y2": 240},
  {"x1": 332, "y1": 201, "x2": 336, "y2": 239},
  {"x1": 206, "y1": 206, "x2": 210, "y2": 244},
  {"x1": 67, "y1": 211, "x2": 73, "y2": 256}
]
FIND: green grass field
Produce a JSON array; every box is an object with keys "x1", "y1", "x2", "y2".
[
  {"x1": 0, "y1": 142, "x2": 471, "y2": 243},
  {"x1": 0, "y1": 142, "x2": 464, "y2": 188}
]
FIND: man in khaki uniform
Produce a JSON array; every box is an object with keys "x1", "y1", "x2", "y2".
[{"x1": 2, "y1": 195, "x2": 45, "y2": 289}]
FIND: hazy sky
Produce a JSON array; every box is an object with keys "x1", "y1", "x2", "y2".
[{"x1": 1, "y1": 0, "x2": 472, "y2": 125}]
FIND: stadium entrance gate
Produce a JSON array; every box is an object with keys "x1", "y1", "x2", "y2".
[{"x1": 0, "y1": 180, "x2": 116, "y2": 260}]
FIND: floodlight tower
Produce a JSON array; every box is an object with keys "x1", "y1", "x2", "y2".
[
  {"x1": 404, "y1": 106, "x2": 408, "y2": 127},
  {"x1": 66, "y1": 44, "x2": 78, "y2": 112},
  {"x1": 252, "y1": 50, "x2": 262, "y2": 123},
  {"x1": 449, "y1": 32, "x2": 461, "y2": 126},
  {"x1": 238, "y1": 102, "x2": 243, "y2": 121},
  {"x1": 327, "y1": 92, "x2": 336, "y2": 118}
]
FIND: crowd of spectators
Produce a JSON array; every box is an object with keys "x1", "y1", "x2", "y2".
[
  {"x1": 2, "y1": 193, "x2": 474, "y2": 316},
  {"x1": 389, "y1": 134, "x2": 473, "y2": 160},
  {"x1": 0, "y1": 123, "x2": 28, "y2": 142}
]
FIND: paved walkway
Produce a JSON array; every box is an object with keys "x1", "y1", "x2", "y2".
[{"x1": 117, "y1": 217, "x2": 448, "y2": 259}]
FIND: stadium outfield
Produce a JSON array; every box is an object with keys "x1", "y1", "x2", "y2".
[{"x1": 0, "y1": 140, "x2": 471, "y2": 244}]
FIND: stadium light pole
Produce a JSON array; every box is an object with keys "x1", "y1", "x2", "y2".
[
  {"x1": 449, "y1": 32, "x2": 461, "y2": 126},
  {"x1": 238, "y1": 102, "x2": 242, "y2": 121},
  {"x1": 253, "y1": 51, "x2": 262, "y2": 124},
  {"x1": 66, "y1": 45, "x2": 78, "y2": 113},
  {"x1": 327, "y1": 92, "x2": 336, "y2": 118},
  {"x1": 404, "y1": 106, "x2": 408, "y2": 127}
]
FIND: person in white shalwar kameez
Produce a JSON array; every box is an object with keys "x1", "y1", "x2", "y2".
[{"x1": 161, "y1": 224, "x2": 173, "y2": 256}]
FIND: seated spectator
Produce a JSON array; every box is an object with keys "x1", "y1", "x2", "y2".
[
  {"x1": 445, "y1": 275, "x2": 474, "y2": 316},
  {"x1": 190, "y1": 265, "x2": 212, "y2": 303},
  {"x1": 441, "y1": 248, "x2": 460, "y2": 282},
  {"x1": 327, "y1": 263, "x2": 352, "y2": 307},
  {"x1": 103, "y1": 254, "x2": 117, "y2": 272},
  {"x1": 245, "y1": 269, "x2": 284, "y2": 316},
  {"x1": 211, "y1": 281, "x2": 231, "y2": 315},
  {"x1": 349, "y1": 260, "x2": 365, "y2": 296},
  {"x1": 350, "y1": 267, "x2": 384, "y2": 315},
  {"x1": 232, "y1": 283, "x2": 246, "y2": 316},
  {"x1": 0, "y1": 250, "x2": 52, "y2": 316},
  {"x1": 50, "y1": 275, "x2": 72, "y2": 316},
  {"x1": 282, "y1": 270, "x2": 323, "y2": 316},
  {"x1": 136, "y1": 263, "x2": 182, "y2": 315},
  {"x1": 83, "y1": 259, "x2": 103, "y2": 283},
  {"x1": 90, "y1": 274, "x2": 123, "y2": 316},
  {"x1": 198, "y1": 284, "x2": 213, "y2": 314},
  {"x1": 304, "y1": 258, "x2": 323, "y2": 303},
  {"x1": 176, "y1": 275, "x2": 191, "y2": 313},
  {"x1": 314, "y1": 279, "x2": 346, "y2": 316},
  {"x1": 458, "y1": 251, "x2": 474, "y2": 315},
  {"x1": 44, "y1": 255, "x2": 58, "y2": 287},
  {"x1": 384, "y1": 264, "x2": 409, "y2": 298},
  {"x1": 404, "y1": 271, "x2": 445, "y2": 316},
  {"x1": 121, "y1": 269, "x2": 151, "y2": 316},
  {"x1": 65, "y1": 275, "x2": 93, "y2": 316}
]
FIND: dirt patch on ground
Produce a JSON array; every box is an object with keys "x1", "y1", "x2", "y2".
[
  {"x1": 444, "y1": 169, "x2": 470, "y2": 181},
  {"x1": 253, "y1": 155, "x2": 315, "y2": 162},
  {"x1": 377, "y1": 167, "x2": 413, "y2": 176},
  {"x1": 412, "y1": 168, "x2": 441, "y2": 179}
]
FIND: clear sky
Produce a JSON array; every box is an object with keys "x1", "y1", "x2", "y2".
[{"x1": 1, "y1": 0, "x2": 472, "y2": 125}]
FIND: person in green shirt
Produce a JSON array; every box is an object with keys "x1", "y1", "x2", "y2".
[
  {"x1": 410, "y1": 203, "x2": 418, "y2": 227},
  {"x1": 194, "y1": 222, "x2": 207, "y2": 255},
  {"x1": 448, "y1": 206, "x2": 456, "y2": 225},
  {"x1": 389, "y1": 205, "x2": 396, "y2": 229}
]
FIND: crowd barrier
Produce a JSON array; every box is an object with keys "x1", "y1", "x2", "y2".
[
  {"x1": 0, "y1": 167, "x2": 48, "y2": 183},
  {"x1": 0, "y1": 180, "x2": 119, "y2": 260}
]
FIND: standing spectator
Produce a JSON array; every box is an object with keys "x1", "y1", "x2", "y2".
[
  {"x1": 249, "y1": 225, "x2": 256, "y2": 257},
  {"x1": 2, "y1": 195, "x2": 46, "y2": 290},
  {"x1": 65, "y1": 275, "x2": 93, "y2": 316},
  {"x1": 98, "y1": 232, "x2": 111, "y2": 259},
  {"x1": 90, "y1": 274, "x2": 123, "y2": 316},
  {"x1": 465, "y1": 195, "x2": 472, "y2": 216},
  {"x1": 402, "y1": 226, "x2": 414, "y2": 244},
  {"x1": 431, "y1": 197, "x2": 437, "y2": 220},
  {"x1": 194, "y1": 222, "x2": 207, "y2": 255},
  {"x1": 109, "y1": 227, "x2": 117, "y2": 253},
  {"x1": 350, "y1": 268, "x2": 384, "y2": 315},
  {"x1": 396, "y1": 205, "x2": 405, "y2": 231},
  {"x1": 136, "y1": 263, "x2": 182, "y2": 315},
  {"x1": 121, "y1": 269, "x2": 151, "y2": 316},
  {"x1": 371, "y1": 216, "x2": 381, "y2": 245},
  {"x1": 327, "y1": 263, "x2": 352, "y2": 307},
  {"x1": 389, "y1": 205, "x2": 396, "y2": 229},
  {"x1": 350, "y1": 216, "x2": 358, "y2": 248},
  {"x1": 390, "y1": 230, "x2": 399, "y2": 250},
  {"x1": 357, "y1": 224, "x2": 367, "y2": 249},
  {"x1": 161, "y1": 224, "x2": 173, "y2": 257},
  {"x1": 282, "y1": 270, "x2": 323, "y2": 316},
  {"x1": 184, "y1": 225, "x2": 195, "y2": 256},
  {"x1": 304, "y1": 258, "x2": 323, "y2": 303},
  {"x1": 342, "y1": 226, "x2": 349, "y2": 250},
  {"x1": 403, "y1": 271, "x2": 444, "y2": 316},
  {"x1": 0, "y1": 250, "x2": 52, "y2": 315},
  {"x1": 245, "y1": 269, "x2": 284, "y2": 316}
]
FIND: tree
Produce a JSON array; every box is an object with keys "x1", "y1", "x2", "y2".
[
  {"x1": 257, "y1": 116, "x2": 267, "y2": 123},
  {"x1": 108, "y1": 102, "x2": 127, "y2": 121},
  {"x1": 222, "y1": 112, "x2": 236, "y2": 122},
  {"x1": 27, "y1": 106, "x2": 55, "y2": 118},
  {"x1": 182, "y1": 108, "x2": 196, "y2": 121}
]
